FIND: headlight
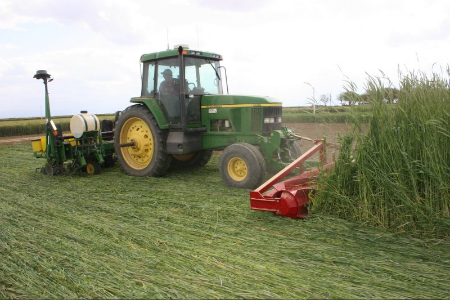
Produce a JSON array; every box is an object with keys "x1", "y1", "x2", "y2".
[{"x1": 264, "y1": 117, "x2": 281, "y2": 123}]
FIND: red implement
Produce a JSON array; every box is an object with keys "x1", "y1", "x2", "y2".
[{"x1": 250, "y1": 140, "x2": 335, "y2": 219}]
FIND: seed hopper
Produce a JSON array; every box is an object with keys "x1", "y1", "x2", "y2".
[
  {"x1": 250, "y1": 140, "x2": 336, "y2": 218},
  {"x1": 31, "y1": 70, "x2": 115, "y2": 175}
]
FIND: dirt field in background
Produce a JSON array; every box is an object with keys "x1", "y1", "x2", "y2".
[
  {"x1": 0, "y1": 134, "x2": 44, "y2": 146},
  {"x1": 0, "y1": 123, "x2": 354, "y2": 148},
  {"x1": 285, "y1": 123, "x2": 353, "y2": 154}
]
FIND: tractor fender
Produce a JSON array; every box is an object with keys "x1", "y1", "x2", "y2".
[{"x1": 130, "y1": 97, "x2": 169, "y2": 129}]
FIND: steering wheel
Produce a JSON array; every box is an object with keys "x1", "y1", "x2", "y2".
[{"x1": 188, "y1": 82, "x2": 196, "y2": 92}]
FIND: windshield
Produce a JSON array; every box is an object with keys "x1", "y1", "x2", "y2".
[
  {"x1": 184, "y1": 57, "x2": 222, "y2": 95},
  {"x1": 141, "y1": 57, "x2": 222, "y2": 97},
  {"x1": 140, "y1": 56, "x2": 223, "y2": 124}
]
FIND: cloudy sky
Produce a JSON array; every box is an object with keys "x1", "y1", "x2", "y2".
[{"x1": 1, "y1": 0, "x2": 449, "y2": 118}]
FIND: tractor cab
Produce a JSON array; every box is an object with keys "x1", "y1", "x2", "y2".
[{"x1": 140, "y1": 45, "x2": 224, "y2": 126}]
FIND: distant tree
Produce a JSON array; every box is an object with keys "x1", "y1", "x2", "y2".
[
  {"x1": 363, "y1": 86, "x2": 399, "y2": 104},
  {"x1": 337, "y1": 91, "x2": 360, "y2": 105},
  {"x1": 320, "y1": 94, "x2": 331, "y2": 107},
  {"x1": 360, "y1": 93, "x2": 370, "y2": 103}
]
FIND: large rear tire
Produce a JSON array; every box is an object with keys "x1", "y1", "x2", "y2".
[
  {"x1": 114, "y1": 105, "x2": 171, "y2": 177},
  {"x1": 219, "y1": 143, "x2": 266, "y2": 189},
  {"x1": 171, "y1": 150, "x2": 213, "y2": 168}
]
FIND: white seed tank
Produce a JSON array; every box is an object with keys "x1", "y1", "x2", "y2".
[{"x1": 70, "y1": 111, "x2": 100, "y2": 138}]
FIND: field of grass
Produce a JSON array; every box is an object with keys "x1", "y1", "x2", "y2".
[{"x1": 1, "y1": 143, "x2": 450, "y2": 299}]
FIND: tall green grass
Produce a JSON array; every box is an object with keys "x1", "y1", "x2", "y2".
[{"x1": 313, "y1": 70, "x2": 450, "y2": 238}]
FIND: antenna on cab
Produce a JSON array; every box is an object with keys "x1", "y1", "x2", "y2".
[{"x1": 166, "y1": 28, "x2": 170, "y2": 50}]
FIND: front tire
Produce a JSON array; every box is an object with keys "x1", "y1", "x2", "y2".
[
  {"x1": 219, "y1": 143, "x2": 266, "y2": 189},
  {"x1": 114, "y1": 105, "x2": 171, "y2": 177}
]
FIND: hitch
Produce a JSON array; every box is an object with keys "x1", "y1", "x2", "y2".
[{"x1": 250, "y1": 140, "x2": 335, "y2": 219}]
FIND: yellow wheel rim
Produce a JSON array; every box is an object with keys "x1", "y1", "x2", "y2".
[
  {"x1": 227, "y1": 157, "x2": 248, "y2": 181},
  {"x1": 119, "y1": 117, "x2": 154, "y2": 170},
  {"x1": 86, "y1": 163, "x2": 95, "y2": 175}
]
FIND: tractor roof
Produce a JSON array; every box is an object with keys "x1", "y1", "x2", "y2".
[{"x1": 140, "y1": 46, "x2": 223, "y2": 62}]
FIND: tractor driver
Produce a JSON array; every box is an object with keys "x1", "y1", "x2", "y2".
[
  {"x1": 159, "y1": 68, "x2": 180, "y2": 121},
  {"x1": 159, "y1": 69, "x2": 178, "y2": 95}
]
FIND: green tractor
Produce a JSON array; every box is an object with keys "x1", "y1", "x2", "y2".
[{"x1": 114, "y1": 45, "x2": 301, "y2": 189}]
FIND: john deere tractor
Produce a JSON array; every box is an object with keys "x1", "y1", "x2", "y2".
[{"x1": 114, "y1": 45, "x2": 301, "y2": 189}]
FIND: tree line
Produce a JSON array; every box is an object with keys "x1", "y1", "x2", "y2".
[{"x1": 336, "y1": 87, "x2": 399, "y2": 105}]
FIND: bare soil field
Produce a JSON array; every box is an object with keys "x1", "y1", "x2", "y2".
[
  {"x1": 285, "y1": 122, "x2": 353, "y2": 153},
  {"x1": 0, "y1": 134, "x2": 44, "y2": 145},
  {"x1": 286, "y1": 123, "x2": 353, "y2": 140}
]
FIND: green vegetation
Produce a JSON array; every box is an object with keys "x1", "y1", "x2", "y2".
[
  {"x1": 337, "y1": 75, "x2": 399, "y2": 105},
  {"x1": 1, "y1": 144, "x2": 449, "y2": 298},
  {"x1": 282, "y1": 105, "x2": 372, "y2": 123},
  {"x1": 0, "y1": 115, "x2": 115, "y2": 137},
  {"x1": 314, "y1": 71, "x2": 450, "y2": 238},
  {"x1": 0, "y1": 118, "x2": 68, "y2": 137}
]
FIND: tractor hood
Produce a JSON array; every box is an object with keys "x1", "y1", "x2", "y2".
[{"x1": 201, "y1": 94, "x2": 282, "y2": 108}]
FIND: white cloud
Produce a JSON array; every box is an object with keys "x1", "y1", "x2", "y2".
[
  {"x1": 0, "y1": 0, "x2": 449, "y2": 118},
  {"x1": 192, "y1": 0, "x2": 269, "y2": 12}
]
